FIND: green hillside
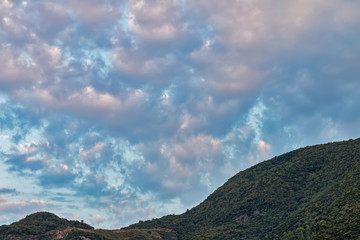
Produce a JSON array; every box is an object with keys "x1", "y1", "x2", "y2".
[
  {"x1": 126, "y1": 138, "x2": 360, "y2": 239},
  {"x1": 0, "y1": 212, "x2": 93, "y2": 239},
  {"x1": 0, "y1": 212, "x2": 177, "y2": 240},
  {"x1": 1, "y1": 138, "x2": 359, "y2": 239}
]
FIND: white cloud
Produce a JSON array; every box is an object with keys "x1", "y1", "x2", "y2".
[
  {"x1": 127, "y1": 0, "x2": 184, "y2": 41},
  {"x1": 89, "y1": 214, "x2": 105, "y2": 224},
  {"x1": 0, "y1": 134, "x2": 9, "y2": 140},
  {"x1": 35, "y1": 2, "x2": 71, "y2": 36},
  {"x1": 26, "y1": 43, "x2": 64, "y2": 69},
  {"x1": 0, "y1": 0, "x2": 13, "y2": 10},
  {"x1": 187, "y1": 0, "x2": 360, "y2": 49},
  {"x1": 0, "y1": 46, "x2": 39, "y2": 88},
  {"x1": 209, "y1": 63, "x2": 264, "y2": 95},
  {"x1": 80, "y1": 142, "x2": 106, "y2": 160},
  {"x1": 112, "y1": 47, "x2": 173, "y2": 77},
  {"x1": 138, "y1": 134, "x2": 224, "y2": 198},
  {"x1": 70, "y1": 0, "x2": 121, "y2": 27},
  {"x1": 32, "y1": 86, "x2": 124, "y2": 112},
  {"x1": 59, "y1": 163, "x2": 69, "y2": 172},
  {"x1": 67, "y1": 86, "x2": 121, "y2": 109},
  {"x1": 257, "y1": 140, "x2": 271, "y2": 158},
  {"x1": 0, "y1": 198, "x2": 53, "y2": 213},
  {"x1": 12, "y1": 141, "x2": 39, "y2": 154}
]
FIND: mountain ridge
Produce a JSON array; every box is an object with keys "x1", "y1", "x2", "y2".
[
  {"x1": 0, "y1": 212, "x2": 177, "y2": 240},
  {"x1": 1, "y1": 138, "x2": 359, "y2": 239}
]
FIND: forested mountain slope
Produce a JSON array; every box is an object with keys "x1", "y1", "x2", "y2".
[{"x1": 126, "y1": 138, "x2": 360, "y2": 239}]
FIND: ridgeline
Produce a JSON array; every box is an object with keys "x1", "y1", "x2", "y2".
[{"x1": 1, "y1": 138, "x2": 359, "y2": 239}]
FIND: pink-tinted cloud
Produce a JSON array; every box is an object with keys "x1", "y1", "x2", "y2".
[
  {"x1": 89, "y1": 214, "x2": 105, "y2": 224},
  {"x1": 127, "y1": 0, "x2": 185, "y2": 41},
  {"x1": 112, "y1": 47, "x2": 174, "y2": 78},
  {"x1": 187, "y1": 0, "x2": 360, "y2": 49},
  {"x1": 70, "y1": 0, "x2": 121, "y2": 27},
  {"x1": 0, "y1": 46, "x2": 39, "y2": 89},
  {"x1": 0, "y1": 198, "x2": 54, "y2": 213}
]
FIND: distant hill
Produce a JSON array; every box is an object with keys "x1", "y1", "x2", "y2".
[
  {"x1": 0, "y1": 212, "x2": 94, "y2": 239},
  {"x1": 126, "y1": 138, "x2": 360, "y2": 239},
  {"x1": 1, "y1": 138, "x2": 360, "y2": 239},
  {"x1": 0, "y1": 212, "x2": 177, "y2": 239}
]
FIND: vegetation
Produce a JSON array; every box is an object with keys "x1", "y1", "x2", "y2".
[
  {"x1": 0, "y1": 212, "x2": 93, "y2": 239},
  {"x1": 126, "y1": 138, "x2": 360, "y2": 239},
  {"x1": 63, "y1": 228, "x2": 177, "y2": 240},
  {"x1": 1, "y1": 138, "x2": 359, "y2": 239},
  {"x1": 0, "y1": 212, "x2": 176, "y2": 239}
]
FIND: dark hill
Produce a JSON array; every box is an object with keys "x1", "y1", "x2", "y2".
[
  {"x1": 126, "y1": 138, "x2": 360, "y2": 239},
  {"x1": 0, "y1": 212, "x2": 93, "y2": 239},
  {"x1": 0, "y1": 212, "x2": 177, "y2": 239}
]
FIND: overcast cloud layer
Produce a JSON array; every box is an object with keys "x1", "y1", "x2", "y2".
[{"x1": 1, "y1": 0, "x2": 360, "y2": 228}]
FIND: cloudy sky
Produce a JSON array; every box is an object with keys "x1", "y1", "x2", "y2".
[{"x1": 0, "y1": 0, "x2": 360, "y2": 228}]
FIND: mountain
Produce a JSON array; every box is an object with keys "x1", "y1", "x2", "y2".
[
  {"x1": 0, "y1": 212, "x2": 176, "y2": 240},
  {"x1": 126, "y1": 138, "x2": 360, "y2": 239},
  {"x1": 0, "y1": 212, "x2": 177, "y2": 240},
  {"x1": 1, "y1": 138, "x2": 359, "y2": 239},
  {"x1": 0, "y1": 212, "x2": 93, "y2": 239}
]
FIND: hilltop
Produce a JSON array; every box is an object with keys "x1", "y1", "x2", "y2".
[
  {"x1": 0, "y1": 212, "x2": 176, "y2": 240},
  {"x1": 0, "y1": 212, "x2": 93, "y2": 239}
]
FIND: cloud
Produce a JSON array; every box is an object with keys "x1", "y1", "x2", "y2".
[
  {"x1": 26, "y1": 42, "x2": 64, "y2": 70},
  {"x1": 111, "y1": 47, "x2": 175, "y2": 79},
  {"x1": 0, "y1": 0, "x2": 13, "y2": 11},
  {"x1": 0, "y1": 198, "x2": 54, "y2": 214},
  {"x1": 4, "y1": 141, "x2": 48, "y2": 172},
  {"x1": 80, "y1": 142, "x2": 106, "y2": 161},
  {"x1": 30, "y1": 2, "x2": 72, "y2": 38},
  {"x1": 208, "y1": 62, "x2": 264, "y2": 95},
  {"x1": 257, "y1": 140, "x2": 271, "y2": 159},
  {"x1": 0, "y1": 134, "x2": 10, "y2": 140},
  {"x1": 127, "y1": 0, "x2": 184, "y2": 41},
  {"x1": 77, "y1": 172, "x2": 109, "y2": 197},
  {"x1": 0, "y1": 188, "x2": 18, "y2": 195},
  {"x1": 130, "y1": 134, "x2": 228, "y2": 204},
  {"x1": 89, "y1": 214, "x2": 105, "y2": 224},
  {"x1": 30, "y1": 86, "x2": 148, "y2": 127},
  {"x1": 38, "y1": 163, "x2": 77, "y2": 188},
  {"x1": 187, "y1": 0, "x2": 360, "y2": 50},
  {"x1": 0, "y1": 197, "x2": 55, "y2": 225},
  {"x1": 0, "y1": 46, "x2": 39, "y2": 90},
  {"x1": 70, "y1": 0, "x2": 122, "y2": 27}
]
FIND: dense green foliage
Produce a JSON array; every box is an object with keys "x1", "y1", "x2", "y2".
[
  {"x1": 126, "y1": 138, "x2": 360, "y2": 239},
  {"x1": 0, "y1": 212, "x2": 177, "y2": 239},
  {"x1": 88, "y1": 228, "x2": 177, "y2": 240},
  {"x1": 0, "y1": 212, "x2": 93, "y2": 239},
  {"x1": 64, "y1": 230, "x2": 108, "y2": 240}
]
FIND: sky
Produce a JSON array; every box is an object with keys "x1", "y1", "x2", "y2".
[{"x1": 0, "y1": 0, "x2": 360, "y2": 229}]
